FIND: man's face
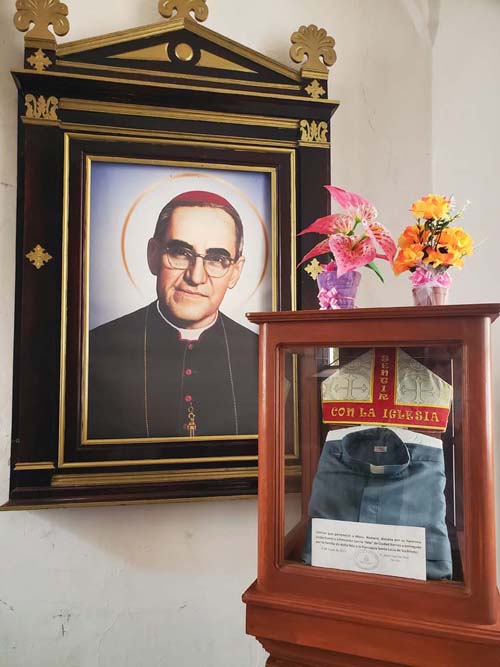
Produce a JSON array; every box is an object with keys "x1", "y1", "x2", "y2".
[{"x1": 147, "y1": 205, "x2": 244, "y2": 329}]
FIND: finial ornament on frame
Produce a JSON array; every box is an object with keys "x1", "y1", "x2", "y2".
[
  {"x1": 14, "y1": 0, "x2": 69, "y2": 45},
  {"x1": 290, "y1": 24, "x2": 336, "y2": 79},
  {"x1": 158, "y1": 0, "x2": 209, "y2": 22}
]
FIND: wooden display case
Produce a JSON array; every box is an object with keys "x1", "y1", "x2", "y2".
[{"x1": 244, "y1": 305, "x2": 500, "y2": 667}]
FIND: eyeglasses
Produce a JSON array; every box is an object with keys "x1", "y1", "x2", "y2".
[{"x1": 160, "y1": 242, "x2": 237, "y2": 278}]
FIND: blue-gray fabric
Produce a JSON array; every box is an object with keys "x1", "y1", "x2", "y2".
[{"x1": 302, "y1": 427, "x2": 452, "y2": 580}]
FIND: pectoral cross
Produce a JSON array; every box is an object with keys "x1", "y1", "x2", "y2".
[{"x1": 187, "y1": 403, "x2": 197, "y2": 437}]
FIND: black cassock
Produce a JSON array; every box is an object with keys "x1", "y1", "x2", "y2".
[{"x1": 87, "y1": 302, "x2": 258, "y2": 439}]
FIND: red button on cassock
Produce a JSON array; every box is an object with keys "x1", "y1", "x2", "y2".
[
  {"x1": 185, "y1": 395, "x2": 192, "y2": 402},
  {"x1": 185, "y1": 369, "x2": 192, "y2": 376}
]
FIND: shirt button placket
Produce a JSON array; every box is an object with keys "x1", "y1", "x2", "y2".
[{"x1": 359, "y1": 477, "x2": 384, "y2": 524}]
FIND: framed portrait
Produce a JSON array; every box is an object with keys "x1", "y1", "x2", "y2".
[
  {"x1": 6, "y1": 3, "x2": 338, "y2": 507},
  {"x1": 84, "y1": 158, "x2": 273, "y2": 443}
]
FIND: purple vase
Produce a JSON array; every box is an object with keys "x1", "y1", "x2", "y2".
[{"x1": 316, "y1": 269, "x2": 361, "y2": 309}]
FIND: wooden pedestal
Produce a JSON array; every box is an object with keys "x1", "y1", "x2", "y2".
[{"x1": 244, "y1": 581, "x2": 500, "y2": 666}]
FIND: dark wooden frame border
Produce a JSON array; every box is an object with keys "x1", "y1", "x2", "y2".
[{"x1": 6, "y1": 10, "x2": 339, "y2": 508}]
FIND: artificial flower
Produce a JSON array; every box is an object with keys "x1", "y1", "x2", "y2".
[
  {"x1": 364, "y1": 221, "x2": 397, "y2": 262},
  {"x1": 325, "y1": 185, "x2": 369, "y2": 210},
  {"x1": 298, "y1": 185, "x2": 396, "y2": 281},
  {"x1": 438, "y1": 227, "x2": 474, "y2": 256},
  {"x1": 328, "y1": 234, "x2": 377, "y2": 277},
  {"x1": 393, "y1": 193, "x2": 474, "y2": 282},
  {"x1": 423, "y1": 247, "x2": 452, "y2": 268},
  {"x1": 411, "y1": 194, "x2": 450, "y2": 220},
  {"x1": 298, "y1": 213, "x2": 354, "y2": 237},
  {"x1": 393, "y1": 244, "x2": 425, "y2": 275},
  {"x1": 398, "y1": 225, "x2": 430, "y2": 249},
  {"x1": 297, "y1": 238, "x2": 331, "y2": 268}
]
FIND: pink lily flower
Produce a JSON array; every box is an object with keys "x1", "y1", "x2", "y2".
[
  {"x1": 297, "y1": 238, "x2": 331, "y2": 268},
  {"x1": 297, "y1": 185, "x2": 396, "y2": 282},
  {"x1": 325, "y1": 185, "x2": 370, "y2": 209},
  {"x1": 329, "y1": 234, "x2": 377, "y2": 277},
  {"x1": 355, "y1": 203, "x2": 378, "y2": 223},
  {"x1": 363, "y1": 221, "x2": 397, "y2": 261},
  {"x1": 298, "y1": 213, "x2": 354, "y2": 236}
]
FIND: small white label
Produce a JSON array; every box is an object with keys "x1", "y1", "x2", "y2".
[{"x1": 312, "y1": 518, "x2": 426, "y2": 581}]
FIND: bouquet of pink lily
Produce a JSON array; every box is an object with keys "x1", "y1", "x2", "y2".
[{"x1": 298, "y1": 186, "x2": 396, "y2": 309}]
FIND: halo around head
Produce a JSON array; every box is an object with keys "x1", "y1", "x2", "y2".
[{"x1": 121, "y1": 172, "x2": 270, "y2": 307}]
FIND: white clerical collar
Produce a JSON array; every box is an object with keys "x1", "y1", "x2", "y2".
[{"x1": 156, "y1": 301, "x2": 217, "y2": 341}]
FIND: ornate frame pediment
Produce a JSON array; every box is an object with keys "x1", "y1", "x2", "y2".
[{"x1": 55, "y1": 18, "x2": 302, "y2": 88}]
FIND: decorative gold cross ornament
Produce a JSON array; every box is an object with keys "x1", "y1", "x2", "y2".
[
  {"x1": 305, "y1": 79, "x2": 326, "y2": 100},
  {"x1": 27, "y1": 48, "x2": 51, "y2": 71},
  {"x1": 304, "y1": 259, "x2": 325, "y2": 280},
  {"x1": 26, "y1": 244, "x2": 53, "y2": 270},
  {"x1": 290, "y1": 24, "x2": 336, "y2": 78},
  {"x1": 158, "y1": 0, "x2": 209, "y2": 22},
  {"x1": 14, "y1": 0, "x2": 70, "y2": 45}
]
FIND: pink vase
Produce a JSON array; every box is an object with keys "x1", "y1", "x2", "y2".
[
  {"x1": 316, "y1": 269, "x2": 361, "y2": 309},
  {"x1": 412, "y1": 285, "x2": 450, "y2": 306},
  {"x1": 410, "y1": 267, "x2": 451, "y2": 306}
]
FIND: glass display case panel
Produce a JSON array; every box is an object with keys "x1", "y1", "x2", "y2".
[{"x1": 281, "y1": 344, "x2": 464, "y2": 586}]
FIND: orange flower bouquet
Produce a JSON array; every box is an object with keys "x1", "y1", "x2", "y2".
[{"x1": 393, "y1": 194, "x2": 474, "y2": 305}]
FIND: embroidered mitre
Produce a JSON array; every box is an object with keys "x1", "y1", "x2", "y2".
[{"x1": 321, "y1": 348, "x2": 452, "y2": 431}]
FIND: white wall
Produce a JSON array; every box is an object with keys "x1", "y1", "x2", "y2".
[
  {"x1": 1, "y1": 1, "x2": 495, "y2": 665},
  {"x1": 431, "y1": 0, "x2": 500, "y2": 574}
]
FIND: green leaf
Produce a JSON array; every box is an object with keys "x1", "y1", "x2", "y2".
[{"x1": 366, "y1": 261, "x2": 385, "y2": 283}]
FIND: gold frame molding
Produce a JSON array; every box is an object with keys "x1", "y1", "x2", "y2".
[
  {"x1": 80, "y1": 154, "x2": 278, "y2": 445},
  {"x1": 14, "y1": 461, "x2": 55, "y2": 471},
  {"x1": 57, "y1": 132, "x2": 298, "y2": 469},
  {"x1": 54, "y1": 59, "x2": 300, "y2": 90},
  {"x1": 51, "y1": 465, "x2": 301, "y2": 488},
  {"x1": 21, "y1": 116, "x2": 298, "y2": 150},
  {"x1": 59, "y1": 98, "x2": 300, "y2": 129},
  {"x1": 12, "y1": 68, "x2": 340, "y2": 105}
]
